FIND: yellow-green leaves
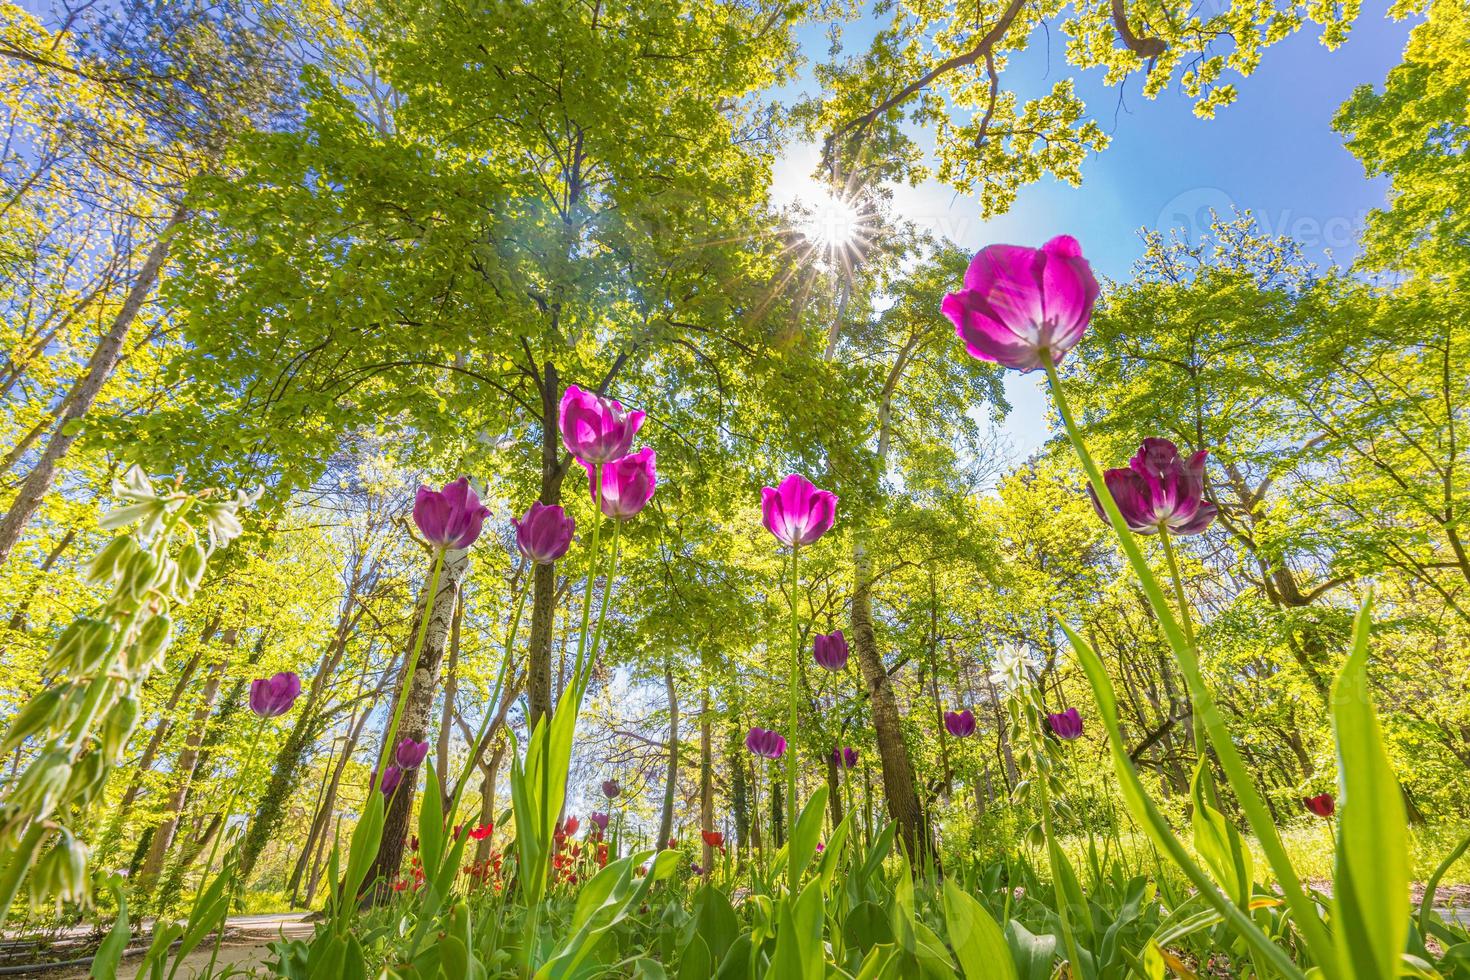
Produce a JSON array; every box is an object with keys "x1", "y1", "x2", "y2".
[{"x1": 1189, "y1": 758, "x2": 1254, "y2": 912}]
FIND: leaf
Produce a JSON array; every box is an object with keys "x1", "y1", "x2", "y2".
[
  {"x1": 342, "y1": 791, "x2": 385, "y2": 909},
  {"x1": 765, "y1": 879, "x2": 825, "y2": 980},
  {"x1": 788, "y1": 785, "x2": 828, "y2": 887},
  {"x1": 1189, "y1": 757, "x2": 1254, "y2": 910},
  {"x1": 91, "y1": 877, "x2": 130, "y2": 980},
  {"x1": 689, "y1": 884, "x2": 740, "y2": 962},
  {"x1": 1004, "y1": 920, "x2": 1057, "y2": 980},
  {"x1": 942, "y1": 879, "x2": 1017, "y2": 980},
  {"x1": 1331, "y1": 592, "x2": 1409, "y2": 980}
]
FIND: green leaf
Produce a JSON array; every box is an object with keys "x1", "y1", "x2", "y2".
[
  {"x1": 788, "y1": 785, "x2": 828, "y2": 887},
  {"x1": 1331, "y1": 592, "x2": 1409, "y2": 980},
  {"x1": 342, "y1": 790, "x2": 385, "y2": 910},
  {"x1": 1189, "y1": 757, "x2": 1254, "y2": 910},
  {"x1": 689, "y1": 883, "x2": 740, "y2": 962},
  {"x1": 942, "y1": 879, "x2": 1017, "y2": 980},
  {"x1": 765, "y1": 880, "x2": 826, "y2": 980},
  {"x1": 91, "y1": 877, "x2": 130, "y2": 980}
]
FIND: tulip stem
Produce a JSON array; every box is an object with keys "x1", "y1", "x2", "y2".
[
  {"x1": 376, "y1": 546, "x2": 446, "y2": 789},
  {"x1": 786, "y1": 543, "x2": 800, "y2": 897},
  {"x1": 445, "y1": 574, "x2": 533, "y2": 834},
  {"x1": 1157, "y1": 530, "x2": 1217, "y2": 807},
  {"x1": 1043, "y1": 358, "x2": 1336, "y2": 973}
]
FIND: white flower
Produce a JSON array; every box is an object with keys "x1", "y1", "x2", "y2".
[{"x1": 989, "y1": 643, "x2": 1030, "y2": 689}]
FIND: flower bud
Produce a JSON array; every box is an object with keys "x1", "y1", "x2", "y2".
[
  {"x1": 87, "y1": 535, "x2": 139, "y2": 585},
  {"x1": 30, "y1": 829, "x2": 89, "y2": 911},
  {"x1": 128, "y1": 614, "x2": 173, "y2": 672},
  {"x1": 100, "y1": 695, "x2": 140, "y2": 761},
  {"x1": 13, "y1": 752, "x2": 73, "y2": 822},
  {"x1": 120, "y1": 549, "x2": 161, "y2": 602},
  {"x1": 64, "y1": 751, "x2": 109, "y2": 805},
  {"x1": 45, "y1": 617, "x2": 116, "y2": 675},
  {"x1": 0, "y1": 687, "x2": 67, "y2": 753},
  {"x1": 175, "y1": 543, "x2": 207, "y2": 597}
]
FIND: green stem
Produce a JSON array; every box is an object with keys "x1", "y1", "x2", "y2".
[
  {"x1": 1043, "y1": 360, "x2": 1335, "y2": 974},
  {"x1": 376, "y1": 547, "x2": 446, "y2": 787},
  {"x1": 786, "y1": 543, "x2": 801, "y2": 896},
  {"x1": 1157, "y1": 531, "x2": 1218, "y2": 808},
  {"x1": 445, "y1": 575, "x2": 533, "y2": 828},
  {"x1": 584, "y1": 520, "x2": 622, "y2": 697},
  {"x1": 170, "y1": 717, "x2": 267, "y2": 980}
]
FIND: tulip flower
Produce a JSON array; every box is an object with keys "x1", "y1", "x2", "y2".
[
  {"x1": 702, "y1": 830, "x2": 725, "y2": 850},
  {"x1": 745, "y1": 726, "x2": 787, "y2": 759},
  {"x1": 690, "y1": 863, "x2": 706, "y2": 876},
  {"x1": 395, "y1": 737, "x2": 429, "y2": 769},
  {"x1": 585, "y1": 447, "x2": 656, "y2": 520},
  {"x1": 249, "y1": 672, "x2": 301, "y2": 718},
  {"x1": 377, "y1": 764, "x2": 403, "y2": 797},
  {"x1": 1088, "y1": 438, "x2": 1219, "y2": 536},
  {"x1": 601, "y1": 779, "x2": 621, "y2": 799},
  {"x1": 558, "y1": 816, "x2": 581, "y2": 837},
  {"x1": 1047, "y1": 708, "x2": 1083, "y2": 741},
  {"x1": 941, "y1": 235, "x2": 1100, "y2": 372},
  {"x1": 831, "y1": 746, "x2": 858, "y2": 770},
  {"x1": 468, "y1": 823, "x2": 494, "y2": 841},
  {"x1": 1303, "y1": 793, "x2": 1335, "y2": 818},
  {"x1": 588, "y1": 812, "x2": 610, "y2": 833},
  {"x1": 813, "y1": 629, "x2": 849, "y2": 671},
  {"x1": 559, "y1": 385, "x2": 645, "y2": 465},
  {"x1": 514, "y1": 502, "x2": 575, "y2": 564},
  {"x1": 761, "y1": 474, "x2": 837, "y2": 548},
  {"x1": 943, "y1": 709, "x2": 976, "y2": 738},
  {"x1": 413, "y1": 477, "x2": 491, "y2": 550}
]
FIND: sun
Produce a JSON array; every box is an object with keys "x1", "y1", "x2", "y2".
[{"x1": 799, "y1": 187, "x2": 868, "y2": 252}]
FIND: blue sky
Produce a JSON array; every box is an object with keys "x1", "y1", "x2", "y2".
[{"x1": 773, "y1": 1, "x2": 1415, "y2": 464}]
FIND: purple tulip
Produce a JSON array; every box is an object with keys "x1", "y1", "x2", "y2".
[
  {"x1": 1046, "y1": 708, "x2": 1083, "y2": 741},
  {"x1": 690, "y1": 862, "x2": 706, "y2": 876},
  {"x1": 588, "y1": 811, "x2": 610, "y2": 832},
  {"x1": 942, "y1": 236, "x2": 1100, "y2": 372},
  {"x1": 943, "y1": 709, "x2": 976, "y2": 738},
  {"x1": 559, "y1": 385, "x2": 645, "y2": 465},
  {"x1": 585, "y1": 447, "x2": 656, "y2": 520},
  {"x1": 831, "y1": 746, "x2": 858, "y2": 770},
  {"x1": 249, "y1": 672, "x2": 301, "y2": 718},
  {"x1": 377, "y1": 764, "x2": 403, "y2": 797},
  {"x1": 413, "y1": 477, "x2": 491, "y2": 550},
  {"x1": 1087, "y1": 438, "x2": 1218, "y2": 536},
  {"x1": 745, "y1": 726, "x2": 787, "y2": 760},
  {"x1": 813, "y1": 629, "x2": 849, "y2": 671},
  {"x1": 601, "y1": 779, "x2": 621, "y2": 799},
  {"x1": 395, "y1": 737, "x2": 429, "y2": 769},
  {"x1": 761, "y1": 474, "x2": 838, "y2": 548},
  {"x1": 514, "y1": 502, "x2": 575, "y2": 564}
]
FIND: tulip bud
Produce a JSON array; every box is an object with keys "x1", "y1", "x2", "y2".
[
  {"x1": 100, "y1": 695, "x2": 140, "y2": 761},
  {"x1": 87, "y1": 535, "x2": 139, "y2": 585},
  {"x1": 128, "y1": 614, "x2": 173, "y2": 672},
  {"x1": 30, "y1": 829, "x2": 89, "y2": 910}
]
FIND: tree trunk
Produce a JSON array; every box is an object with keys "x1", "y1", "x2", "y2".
[
  {"x1": 699, "y1": 686, "x2": 714, "y2": 871},
  {"x1": 527, "y1": 363, "x2": 568, "y2": 730},
  {"x1": 850, "y1": 554, "x2": 935, "y2": 870},
  {"x1": 475, "y1": 741, "x2": 508, "y2": 866},
  {"x1": 0, "y1": 203, "x2": 187, "y2": 566},
  {"x1": 729, "y1": 725, "x2": 750, "y2": 862},
  {"x1": 136, "y1": 625, "x2": 236, "y2": 895},
  {"x1": 657, "y1": 662, "x2": 679, "y2": 850},
  {"x1": 365, "y1": 546, "x2": 469, "y2": 901}
]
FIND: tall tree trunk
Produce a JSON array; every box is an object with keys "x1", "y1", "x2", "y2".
[
  {"x1": 365, "y1": 546, "x2": 469, "y2": 901},
  {"x1": 729, "y1": 724, "x2": 750, "y2": 863},
  {"x1": 475, "y1": 741, "x2": 508, "y2": 866},
  {"x1": 657, "y1": 662, "x2": 679, "y2": 850},
  {"x1": 850, "y1": 557, "x2": 934, "y2": 869},
  {"x1": 0, "y1": 203, "x2": 187, "y2": 566},
  {"x1": 699, "y1": 686, "x2": 714, "y2": 871},
  {"x1": 136, "y1": 624, "x2": 237, "y2": 895},
  {"x1": 527, "y1": 363, "x2": 567, "y2": 730}
]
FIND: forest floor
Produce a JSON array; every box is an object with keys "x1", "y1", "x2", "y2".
[{"x1": 25, "y1": 914, "x2": 313, "y2": 979}]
